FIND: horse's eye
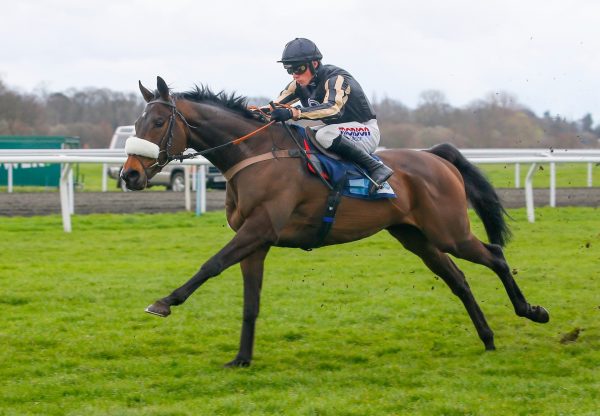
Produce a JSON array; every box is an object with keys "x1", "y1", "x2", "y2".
[{"x1": 154, "y1": 119, "x2": 165, "y2": 128}]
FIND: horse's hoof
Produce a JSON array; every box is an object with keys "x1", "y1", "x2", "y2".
[
  {"x1": 530, "y1": 306, "x2": 550, "y2": 323},
  {"x1": 145, "y1": 301, "x2": 171, "y2": 317},
  {"x1": 224, "y1": 357, "x2": 251, "y2": 368}
]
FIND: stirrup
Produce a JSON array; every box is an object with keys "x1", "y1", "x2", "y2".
[{"x1": 368, "y1": 164, "x2": 393, "y2": 194}]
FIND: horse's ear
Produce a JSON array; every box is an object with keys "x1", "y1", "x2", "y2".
[
  {"x1": 157, "y1": 76, "x2": 170, "y2": 101},
  {"x1": 139, "y1": 81, "x2": 154, "y2": 103}
]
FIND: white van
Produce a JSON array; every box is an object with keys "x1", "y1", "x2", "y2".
[{"x1": 107, "y1": 126, "x2": 226, "y2": 191}]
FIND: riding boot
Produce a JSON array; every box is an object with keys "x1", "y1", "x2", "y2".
[{"x1": 329, "y1": 135, "x2": 393, "y2": 194}]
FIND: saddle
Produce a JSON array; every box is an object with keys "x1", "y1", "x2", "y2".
[{"x1": 295, "y1": 125, "x2": 396, "y2": 200}]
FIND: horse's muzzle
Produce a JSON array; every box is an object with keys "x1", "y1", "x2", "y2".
[{"x1": 121, "y1": 167, "x2": 146, "y2": 190}]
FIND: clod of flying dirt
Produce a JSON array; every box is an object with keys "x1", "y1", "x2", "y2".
[{"x1": 560, "y1": 328, "x2": 583, "y2": 344}]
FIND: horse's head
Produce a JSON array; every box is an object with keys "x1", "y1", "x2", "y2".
[{"x1": 121, "y1": 76, "x2": 188, "y2": 190}]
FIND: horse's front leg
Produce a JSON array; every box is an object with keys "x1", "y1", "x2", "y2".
[
  {"x1": 145, "y1": 207, "x2": 277, "y2": 317},
  {"x1": 224, "y1": 247, "x2": 270, "y2": 368}
]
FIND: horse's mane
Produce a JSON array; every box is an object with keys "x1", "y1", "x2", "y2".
[{"x1": 173, "y1": 85, "x2": 256, "y2": 119}]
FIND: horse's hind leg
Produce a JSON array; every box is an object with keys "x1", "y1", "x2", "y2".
[
  {"x1": 388, "y1": 225, "x2": 495, "y2": 350},
  {"x1": 452, "y1": 236, "x2": 549, "y2": 323}
]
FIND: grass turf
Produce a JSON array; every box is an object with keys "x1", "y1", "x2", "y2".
[{"x1": 0, "y1": 207, "x2": 598, "y2": 415}]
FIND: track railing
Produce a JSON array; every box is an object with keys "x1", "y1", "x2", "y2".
[
  {"x1": 0, "y1": 152, "x2": 211, "y2": 232},
  {"x1": 1, "y1": 148, "x2": 599, "y2": 230}
]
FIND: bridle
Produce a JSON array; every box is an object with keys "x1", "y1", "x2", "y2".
[
  {"x1": 126, "y1": 97, "x2": 334, "y2": 192},
  {"x1": 135, "y1": 98, "x2": 276, "y2": 170},
  {"x1": 144, "y1": 98, "x2": 193, "y2": 168}
]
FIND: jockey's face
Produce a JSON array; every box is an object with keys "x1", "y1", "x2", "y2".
[{"x1": 292, "y1": 61, "x2": 318, "y2": 86}]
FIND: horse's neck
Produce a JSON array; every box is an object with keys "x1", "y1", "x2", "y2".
[{"x1": 187, "y1": 104, "x2": 281, "y2": 172}]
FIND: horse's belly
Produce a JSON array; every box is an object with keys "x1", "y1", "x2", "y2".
[
  {"x1": 274, "y1": 198, "x2": 400, "y2": 248},
  {"x1": 275, "y1": 218, "x2": 322, "y2": 248}
]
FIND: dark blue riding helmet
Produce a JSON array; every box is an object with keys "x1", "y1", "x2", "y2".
[{"x1": 277, "y1": 38, "x2": 323, "y2": 64}]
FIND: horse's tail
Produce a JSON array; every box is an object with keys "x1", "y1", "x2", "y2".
[{"x1": 426, "y1": 143, "x2": 511, "y2": 247}]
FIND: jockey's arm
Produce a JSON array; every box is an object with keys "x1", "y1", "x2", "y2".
[
  {"x1": 268, "y1": 81, "x2": 300, "y2": 111},
  {"x1": 295, "y1": 75, "x2": 349, "y2": 122}
]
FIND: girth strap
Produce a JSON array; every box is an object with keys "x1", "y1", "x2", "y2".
[
  {"x1": 310, "y1": 173, "x2": 346, "y2": 250},
  {"x1": 222, "y1": 146, "x2": 344, "y2": 251},
  {"x1": 223, "y1": 149, "x2": 302, "y2": 181}
]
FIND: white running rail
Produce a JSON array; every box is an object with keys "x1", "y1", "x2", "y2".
[
  {"x1": 0, "y1": 152, "x2": 211, "y2": 232},
  {"x1": 1, "y1": 148, "x2": 599, "y2": 230}
]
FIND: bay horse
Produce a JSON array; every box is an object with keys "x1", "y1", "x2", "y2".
[{"x1": 122, "y1": 76, "x2": 549, "y2": 367}]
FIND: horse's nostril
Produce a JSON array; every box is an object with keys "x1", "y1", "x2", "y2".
[{"x1": 122, "y1": 168, "x2": 140, "y2": 182}]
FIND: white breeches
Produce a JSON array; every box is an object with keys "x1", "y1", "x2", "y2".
[{"x1": 313, "y1": 119, "x2": 380, "y2": 153}]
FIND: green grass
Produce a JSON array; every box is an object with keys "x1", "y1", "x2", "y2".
[
  {"x1": 479, "y1": 162, "x2": 599, "y2": 188},
  {"x1": 0, "y1": 208, "x2": 599, "y2": 415},
  {"x1": 77, "y1": 163, "x2": 114, "y2": 192}
]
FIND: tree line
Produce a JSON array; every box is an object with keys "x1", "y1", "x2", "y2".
[
  {"x1": 376, "y1": 90, "x2": 600, "y2": 149},
  {"x1": 1, "y1": 78, "x2": 598, "y2": 149},
  {"x1": 0, "y1": 79, "x2": 144, "y2": 148}
]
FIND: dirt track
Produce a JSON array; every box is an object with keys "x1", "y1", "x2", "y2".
[
  {"x1": 0, "y1": 188, "x2": 598, "y2": 217},
  {"x1": 0, "y1": 191, "x2": 227, "y2": 217}
]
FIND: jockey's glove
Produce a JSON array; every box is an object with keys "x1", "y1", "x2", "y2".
[{"x1": 271, "y1": 108, "x2": 293, "y2": 122}]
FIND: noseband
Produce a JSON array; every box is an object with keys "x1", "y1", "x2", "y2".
[
  {"x1": 124, "y1": 97, "x2": 332, "y2": 193},
  {"x1": 126, "y1": 98, "x2": 278, "y2": 171},
  {"x1": 125, "y1": 97, "x2": 207, "y2": 173}
]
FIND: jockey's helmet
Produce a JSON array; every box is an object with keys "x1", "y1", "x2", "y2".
[{"x1": 278, "y1": 38, "x2": 322, "y2": 64}]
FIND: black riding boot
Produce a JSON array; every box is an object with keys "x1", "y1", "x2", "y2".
[{"x1": 329, "y1": 136, "x2": 393, "y2": 194}]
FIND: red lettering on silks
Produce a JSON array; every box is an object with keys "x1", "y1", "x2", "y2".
[{"x1": 338, "y1": 126, "x2": 371, "y2": 138}]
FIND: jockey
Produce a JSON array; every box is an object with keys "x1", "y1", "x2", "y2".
[{"x1": 269, "y1": 37, "x2": 393, "y2": 194}]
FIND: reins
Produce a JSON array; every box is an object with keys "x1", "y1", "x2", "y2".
[
  {"x1": 173, "y1": 120, "x2": 276, "y2": 162},
  {"x1": 232, "y1": 121, "x2": 276, "y2": 145},
  {"x1": 144, "y1": 98, "x2": 332, "y2": 190},
  {"x1": 145, "y1": 98, "x2": 283, "y2": 164},
  {"x1": 141, "y1": 96, "x2": 340, "y2": 249},
  {"x1": 169, "y1": 120, "x2": 277, "y2": 163}
]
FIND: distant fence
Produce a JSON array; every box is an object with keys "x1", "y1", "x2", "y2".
[
  {"x1": 1, "y1": 148, "x2": 599, "y2": 231},
  {"x1": 460, "y1": 148, "x2": 598, "y2": 188},
  {"x1": 0, "y1": 136, "x2": 80, "y2": 187}
]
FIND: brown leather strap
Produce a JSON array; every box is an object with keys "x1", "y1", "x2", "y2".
[{"x1": 223, "y1": 149, "x2": 301, "y2": 181}]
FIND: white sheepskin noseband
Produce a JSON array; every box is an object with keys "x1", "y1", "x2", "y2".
[{"x1": 125, "y1": 136, "x2": 160, "y2": 159}]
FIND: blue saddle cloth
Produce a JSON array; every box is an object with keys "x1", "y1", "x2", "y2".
[{"x1": 293, "y1": 126, "x2": 396, "y2": 200}]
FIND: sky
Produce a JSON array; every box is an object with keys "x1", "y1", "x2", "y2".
[{"x1": 1, "y1": 0, "x2": 599, "y2": 123}]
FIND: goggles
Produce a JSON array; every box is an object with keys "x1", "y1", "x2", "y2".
[{"x1": 284, "y1": 63, "x2": 309, "y2": 75}]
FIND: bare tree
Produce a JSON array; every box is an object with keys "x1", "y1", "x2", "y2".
[{"x1": 0, "y1": 77, "x2": 598, "y2": 149}]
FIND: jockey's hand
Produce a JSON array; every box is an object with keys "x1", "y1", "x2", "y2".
[{"x1": 271, "y1": 108, "x2": 293, "y2": 122}]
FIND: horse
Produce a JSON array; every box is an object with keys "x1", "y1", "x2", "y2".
[{"x1": 122, "y1": 76, "x2": 549, "y2": 367}]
